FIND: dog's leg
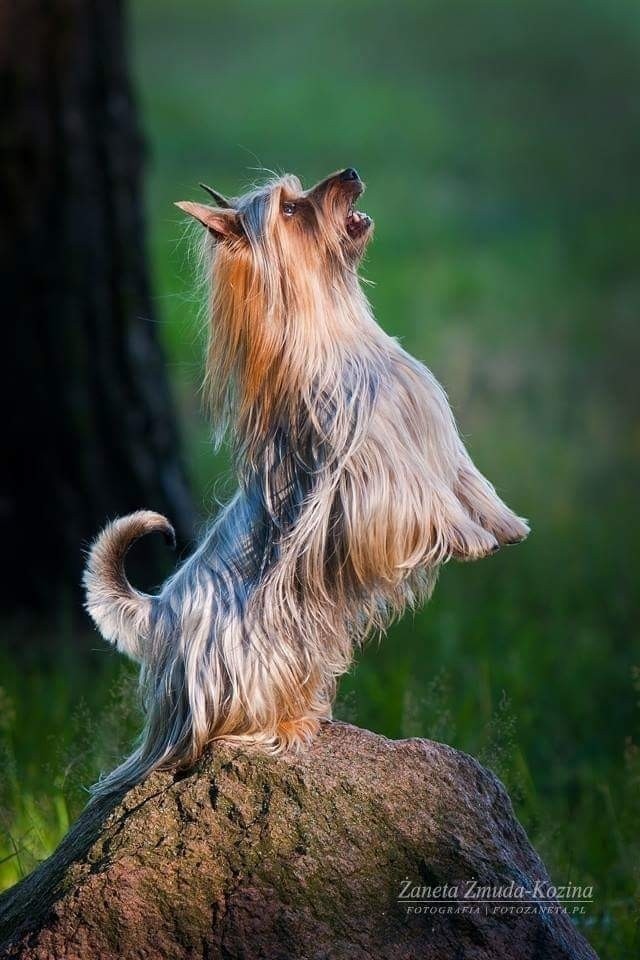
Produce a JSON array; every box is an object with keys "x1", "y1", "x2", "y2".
[{"x1": 455, "y1": 461, "x2": 529, "y2": 546}]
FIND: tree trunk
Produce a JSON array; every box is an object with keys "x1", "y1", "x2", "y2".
[
  {"x1": 0, "y1": 723, "x2": 597, "y2": 959},
  {"x1": 0, "y1": 0, "x2": 194, "y2": 613}
]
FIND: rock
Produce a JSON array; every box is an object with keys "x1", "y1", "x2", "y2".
[{"x1": 0, "y1": 722, "x2": 597, "y2": 959}]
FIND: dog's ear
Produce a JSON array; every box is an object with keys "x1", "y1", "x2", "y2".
[
  {"x1": 199, "y1": 183, "x2": 232, "y2": 208},
  {"x1": 175, "y1": 201, "x2": 242, "y2": 241}
]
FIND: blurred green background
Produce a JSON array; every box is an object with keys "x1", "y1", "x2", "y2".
[{"x1": 1, "y1": 0, "x2": 638, "y2": 954}]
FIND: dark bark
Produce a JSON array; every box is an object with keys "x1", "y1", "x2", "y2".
[
  {"x1": 0, "y1": 723, "x2": 597, "y2": 959},
  {"x1": 0, "y1": 0, "x2": 194, "y2": 613}
]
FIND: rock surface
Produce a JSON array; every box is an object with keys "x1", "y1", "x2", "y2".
[{"x1": 0, "y1": 722, "x2": 597, "y2": 959}]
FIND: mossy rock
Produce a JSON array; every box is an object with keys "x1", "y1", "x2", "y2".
[{"x1": 0, "y1": 723, "x2": 597, "y2": 959}]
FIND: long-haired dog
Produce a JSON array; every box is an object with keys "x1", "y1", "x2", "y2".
[{"x1": 84, "y1": 167, "x2": 529, "y2": 797}]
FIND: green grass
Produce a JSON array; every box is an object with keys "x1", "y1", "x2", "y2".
[
  {"x1": 0, "y1": 642, "x2": 139, "y2": 886},
  {"x1": 2, "y1": 0, "x2": 639, "y2": 954}
]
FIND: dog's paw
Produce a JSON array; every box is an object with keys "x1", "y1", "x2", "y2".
[
  {"x1": 454, "y1": 465, "x2": 529, "y2": 549},
  {"x1": 275, "y1": 716, "x2": 322, "y2": 751},
  {"x1": 485, "y1": 512, "x2": 530, "y2": 547},
  {"x1": 450, "y1": 521, "x2": 500, "y2": 562}
]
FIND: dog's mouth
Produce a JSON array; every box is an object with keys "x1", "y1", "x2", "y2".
[
  {"x1": 346, "y1": 194, "x2": 372, "y2": 239},
  {"x1": 346, "y1": 182, "x2": 373, "y2": 240},
  {"x1": 346, "y1": 205, "x2": 372, "y2": 239}
]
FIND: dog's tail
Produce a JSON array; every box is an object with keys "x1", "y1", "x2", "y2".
[{"x1": 83, "y1": 510, "x2": 175, "y2": 661}]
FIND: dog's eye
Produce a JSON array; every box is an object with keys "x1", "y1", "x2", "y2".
[{"x1": 282, "y1": 201, "x2": 297, "y2": 217}]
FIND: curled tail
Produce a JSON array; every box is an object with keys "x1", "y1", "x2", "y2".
[{"x1": 83, "y1": 510, "x2": 175, "y2": 662}]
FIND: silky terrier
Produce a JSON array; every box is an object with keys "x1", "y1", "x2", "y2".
[{"x1": 84, "y1": 167, "x2": 529, "y2": 796}]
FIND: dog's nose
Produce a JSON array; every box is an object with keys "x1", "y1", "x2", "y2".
[{"x1": 340, "y1": 167, "x2": 360, "y2": 182}]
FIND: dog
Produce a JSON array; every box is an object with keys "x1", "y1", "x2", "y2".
[{"x1": 84, "y1": 167, "x2": 529, "y2": 796}]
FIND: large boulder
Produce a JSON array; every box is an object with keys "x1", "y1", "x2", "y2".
[{"x1": 0, "y1": 722, "x2": 597, "y2": 959}]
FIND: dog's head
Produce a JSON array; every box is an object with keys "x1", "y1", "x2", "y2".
[
  {"x1": 177, "y1": 167, "x2": 373, "y2": 276},
  {"x1": 176, "y1": 170, "x2": 375, "y2": 439}
]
